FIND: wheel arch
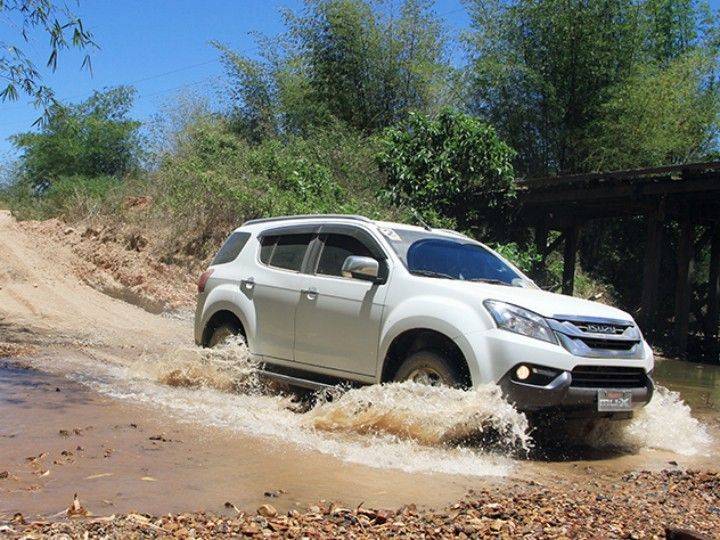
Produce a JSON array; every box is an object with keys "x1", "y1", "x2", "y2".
[
  {"x1": 199, "y1": 301, "x2": 252, "y2": 348},
  {"x1": 380, "y1": 327, "x2": 473, "y2": 387}
]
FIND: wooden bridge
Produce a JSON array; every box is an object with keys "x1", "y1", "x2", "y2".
[{"x1": 517, "y1": 161, "x2": 720, "y2": 358}]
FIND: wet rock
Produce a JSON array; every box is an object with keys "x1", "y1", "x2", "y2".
[
  {"x1": 257, "y1": 504, "x2": 277, "y2": 518},
  {"x1": 67, "y1": 494, "x2": 88, "y2": 518}
]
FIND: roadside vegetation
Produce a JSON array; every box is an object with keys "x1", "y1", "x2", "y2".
[{"x1": 1, "y1": 0, "x2": 719, "y2": 336}]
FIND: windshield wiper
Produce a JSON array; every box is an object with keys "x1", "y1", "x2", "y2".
[
  {"x1": 466, "y1": 277, "x2": 511, "y2": 286},
  {"x1": 410, "y1": 269, "x2": 458, "y2": 280}
]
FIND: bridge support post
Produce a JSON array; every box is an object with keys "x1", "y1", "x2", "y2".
[
  {"x1": 674, "y1": 212, "x2": 694, "y2": 357},
  {"x1": 639, "y1": 203, "x2": 663, "y2": 337},
  {"x1": 533, "y1": 225, "x2": 549, "y2": 286},
  {"x1": 708, "y1": 224, "x2": 720, "y2": 359},
  {"x1": 562, "y1": 226, "x2": 579, "y2": 296}
]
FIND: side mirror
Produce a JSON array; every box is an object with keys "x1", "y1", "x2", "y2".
[{"x1": 341, "y1": 255, "x2": 380, "y2": 281}]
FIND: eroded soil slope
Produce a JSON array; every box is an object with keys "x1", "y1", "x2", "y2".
[{"x1": 0, "y1": 210, "x2": 190, "y2": 352}]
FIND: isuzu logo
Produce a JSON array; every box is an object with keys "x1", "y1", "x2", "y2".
[{"x1": 586, "y1": 323, "x2": 616, "y2": 334}]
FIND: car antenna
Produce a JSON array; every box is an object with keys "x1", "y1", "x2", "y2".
[{"x1": 410, "y1": 208, "x2": 432, "y2": 231}]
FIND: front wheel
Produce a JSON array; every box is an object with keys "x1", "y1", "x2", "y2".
[
  {"x1": 393, "y1": 349, "x2": 465, "y2": 388},
  {"x1": 207, "y1": 323, "x2": 243, "y2": 348}
]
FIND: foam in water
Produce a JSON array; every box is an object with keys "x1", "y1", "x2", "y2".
[
  {"x1": 583, "y1": 385, "x2": 714, "y2": 456},
  {"x1": 137, "y1": 337, "x2": 260, "y2": 394},
  {"x1": 306, "y1": 381, "x2": 532, "y2": 451},
  {"x1": 44, "y1": 339, "x2": 714, "y2": 474},
  {"x1": 48, "y1": 340, "x2": 527, "y2": 477}
]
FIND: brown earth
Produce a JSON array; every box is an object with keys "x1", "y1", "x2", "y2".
[{"x1": 18, "y1": 214, "x2": 197, "y2": 314}]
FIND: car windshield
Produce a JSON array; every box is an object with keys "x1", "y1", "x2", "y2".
[{"x1": 381, "y1": 227, "x2": 527, "y2": 286}]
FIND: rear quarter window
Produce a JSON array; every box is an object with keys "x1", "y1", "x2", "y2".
[
  {"x1": 212, "y1": 232, "x2": 251, "y2": 265},
  {"x1": 260, "y1": 233, "x2": 313, "y2": 271}
]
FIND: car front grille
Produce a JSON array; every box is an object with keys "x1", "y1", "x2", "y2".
[
  {"x1": 551, "y1": 316, "x2": 642, "y2": 358},
  {"x1": 576, "y1": 337, "x2": 636, "y2": 351},
  {"x1": 571, "y1": 366, "x2": 647, "y2": 388}
]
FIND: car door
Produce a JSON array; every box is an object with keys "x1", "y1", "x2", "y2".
[
  {"x1": 251, "y1": 228, "x2": 316, "y2": 361},
  {"x1": 293, "y1": 225, "x2": 390, "y2": 377}
]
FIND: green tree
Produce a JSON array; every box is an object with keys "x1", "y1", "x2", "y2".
[
  {"x1": 583, "y1": 52, "x2": 720, "y2": 170},
  {"x1": 1, "y1": 0, "x2": 95, "y2": 114},
  {"x1": 376, "y1": 109, "x2": 516, "y2": 234},
  {"x1": 463, "y1": 0, "x2": 717, "y2": 176},
  {"x1": 12, "y1": 87, "x2": 141, "y2": 186},
  {"x1": 215, "y1": 0, "x2": 449, "y2": 139}
]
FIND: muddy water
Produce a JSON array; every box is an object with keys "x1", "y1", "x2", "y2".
[
  {"x1": 2, "y1": 346, "x2": 718, "y2": 519},
  {"x1": 655, "y1": 358, "x2": 720, "y2": 416},
  {"x1": 0, "y1": 361, "x2": 488, "y2": 519}
]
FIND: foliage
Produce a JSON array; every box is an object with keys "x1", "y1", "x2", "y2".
[
  {"x1": 1, "y1": 174, "x2": 121, "y2": 221},
  {"x1": 214, "y1": 0, "x2": 450, "y2": 137},
  {"x1": 11, "y1": 87, "x2": 142, "y2": 187},
  {"x1": 492, "y1": 242, "x2": 540, "y2": 274},
  {"x1": 1, "y1": 0, "x2": 96, "y2": 115},
  {"x1": 463, "y1": 0, "x2": 719, "y2": 176},
  {"x1": 376, "y1": 110, "x2": 516, "y2": 234},
  {"x1": 582, "y1": 52, "x2": 720, "y2": 170},
  {"x1": 154, "y1": 116, "x2": 399, "y2": 256}
]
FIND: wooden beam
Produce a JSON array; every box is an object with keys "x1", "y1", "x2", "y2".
[
  {"x1": 639, "y1": 203, "x2": 664, "y2": 336},
  {"x1": 707, "y1": 224, "x2": 720, "y2": 346},
  {"x1": 562, "y1": 226, "x2": 579, "y2": 296},
  {"x1": 532, "y1": 225, "x2": 549, "y2": 286},
  {"x1": 675, "y1": 214, "x2": 694, "y2": 356}
]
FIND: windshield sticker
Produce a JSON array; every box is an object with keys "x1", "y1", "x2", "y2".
[{"x1": 378, "y1": 227, "x2": 402, "y2": 241}]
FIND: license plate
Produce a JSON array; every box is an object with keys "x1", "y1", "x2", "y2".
[{"x1": 597, "y1": 389, "x2": 632, "y2": 412}]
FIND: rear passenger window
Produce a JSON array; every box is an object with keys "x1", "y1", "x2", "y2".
[
  {"x1": 261, "y1": 234, "x2": 313, "y2": 271},
  {"x1": 213, "y1": 232, "x2": 251, "y2": 265},
  {"x1": 317, "y1": 234, "x2": 373, "y2": 277},
  {"x1": 260, "y1": 236, "x2": 276, "y2": 264}
]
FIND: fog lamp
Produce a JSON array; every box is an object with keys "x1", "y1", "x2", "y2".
[{"x1": 515, "y1": 365, "x2": 531, "y2": 380}]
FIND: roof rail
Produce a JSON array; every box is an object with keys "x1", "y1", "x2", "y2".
[
  {"x1": 242, "y1": 214, "x2": 373, "y2": 226},
  {"x1": 436, "y1": 228, "x2": 471, "y2": 239}
]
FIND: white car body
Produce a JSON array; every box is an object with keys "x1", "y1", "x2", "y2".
[{"x1": 195, "y1": 215, "x2": 654, "y2": 418}]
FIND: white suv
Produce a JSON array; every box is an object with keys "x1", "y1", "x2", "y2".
[{"x1": 194, "y1": 215, "x2": 654, "y2": 419}]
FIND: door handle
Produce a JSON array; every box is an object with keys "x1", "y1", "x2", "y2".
[
  {"x1": 241, "y1": 276, "x2": 255, "y2": 290},
  {"x1": 302, "y1": 287, "x2": 318, "y2": 300}
]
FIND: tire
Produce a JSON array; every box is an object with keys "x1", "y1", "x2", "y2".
[
  {"x1": 393, "y1": 349, "x2": 465, "y2": 388},
  {"x1": 207, "y1": 323, "x2": 242, "y2": 348}
]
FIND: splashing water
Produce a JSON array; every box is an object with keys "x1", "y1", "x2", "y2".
[
  {"x1": 136, "y1": 337, "x2": 260, "y2": 394},
  {"x1": 583, "y1": 385, "x2": 714, "y2": 456},
  {"x1": 306, "y1": 381, "x2": 532, "y2": 452},
  {"x1": 46, "y1": 338, "x2": 714, "y2": 475}
]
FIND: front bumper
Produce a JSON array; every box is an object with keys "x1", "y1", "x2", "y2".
[{"x1": 498, "y1": 367, "x2": 654, "y2": 418}]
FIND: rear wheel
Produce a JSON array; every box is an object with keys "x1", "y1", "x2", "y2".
[
  {"x1": 207, "y1": 323, "x2": 242, "y2": 348},
  {"x1": 393, "y1": 349, "x2": 465, "y2": 388}
]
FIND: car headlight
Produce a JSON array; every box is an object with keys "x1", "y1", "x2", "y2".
[{"x1": 483, "y1": 300, "x2": 558, "y2": 345}]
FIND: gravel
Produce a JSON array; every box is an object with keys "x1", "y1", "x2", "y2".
[{"x1": 2, "y1": 469, "x2": 718, "y2": 539}]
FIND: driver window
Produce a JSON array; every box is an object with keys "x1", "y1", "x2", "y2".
[{"x1": 317, "y1": 234, "x2": 373, "y2": 277}]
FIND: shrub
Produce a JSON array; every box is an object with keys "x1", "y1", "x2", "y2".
[
  {"x1": 1, "y1": 174, "x2": 122, "y2": 221},
  {"x1": 153, "y1": 116, "x2": 400, "y2": 259},
  {"x1": 376, "y1": 110, "x2": 516, "y2": 235}
]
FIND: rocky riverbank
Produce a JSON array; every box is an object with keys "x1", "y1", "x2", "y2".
[{"x1": 2, "y1": 469, "x2": 718, "y2": 539}]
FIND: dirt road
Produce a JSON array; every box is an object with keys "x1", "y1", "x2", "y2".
[{"x1": 0, "y1": 210, "x2": 186, "y2": 352}]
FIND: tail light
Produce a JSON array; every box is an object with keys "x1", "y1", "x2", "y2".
[{"x1": 197, "y1": 268, "x2": 214, "y2": 293}]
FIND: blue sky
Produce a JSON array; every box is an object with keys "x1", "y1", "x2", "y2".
[{"x1": 0, "y1": 0, "x2": 469, "y2": 158}]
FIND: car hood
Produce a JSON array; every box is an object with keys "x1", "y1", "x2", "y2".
[{"x1": 443, "y1": 281, "x2": 633, "y2": 322}]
